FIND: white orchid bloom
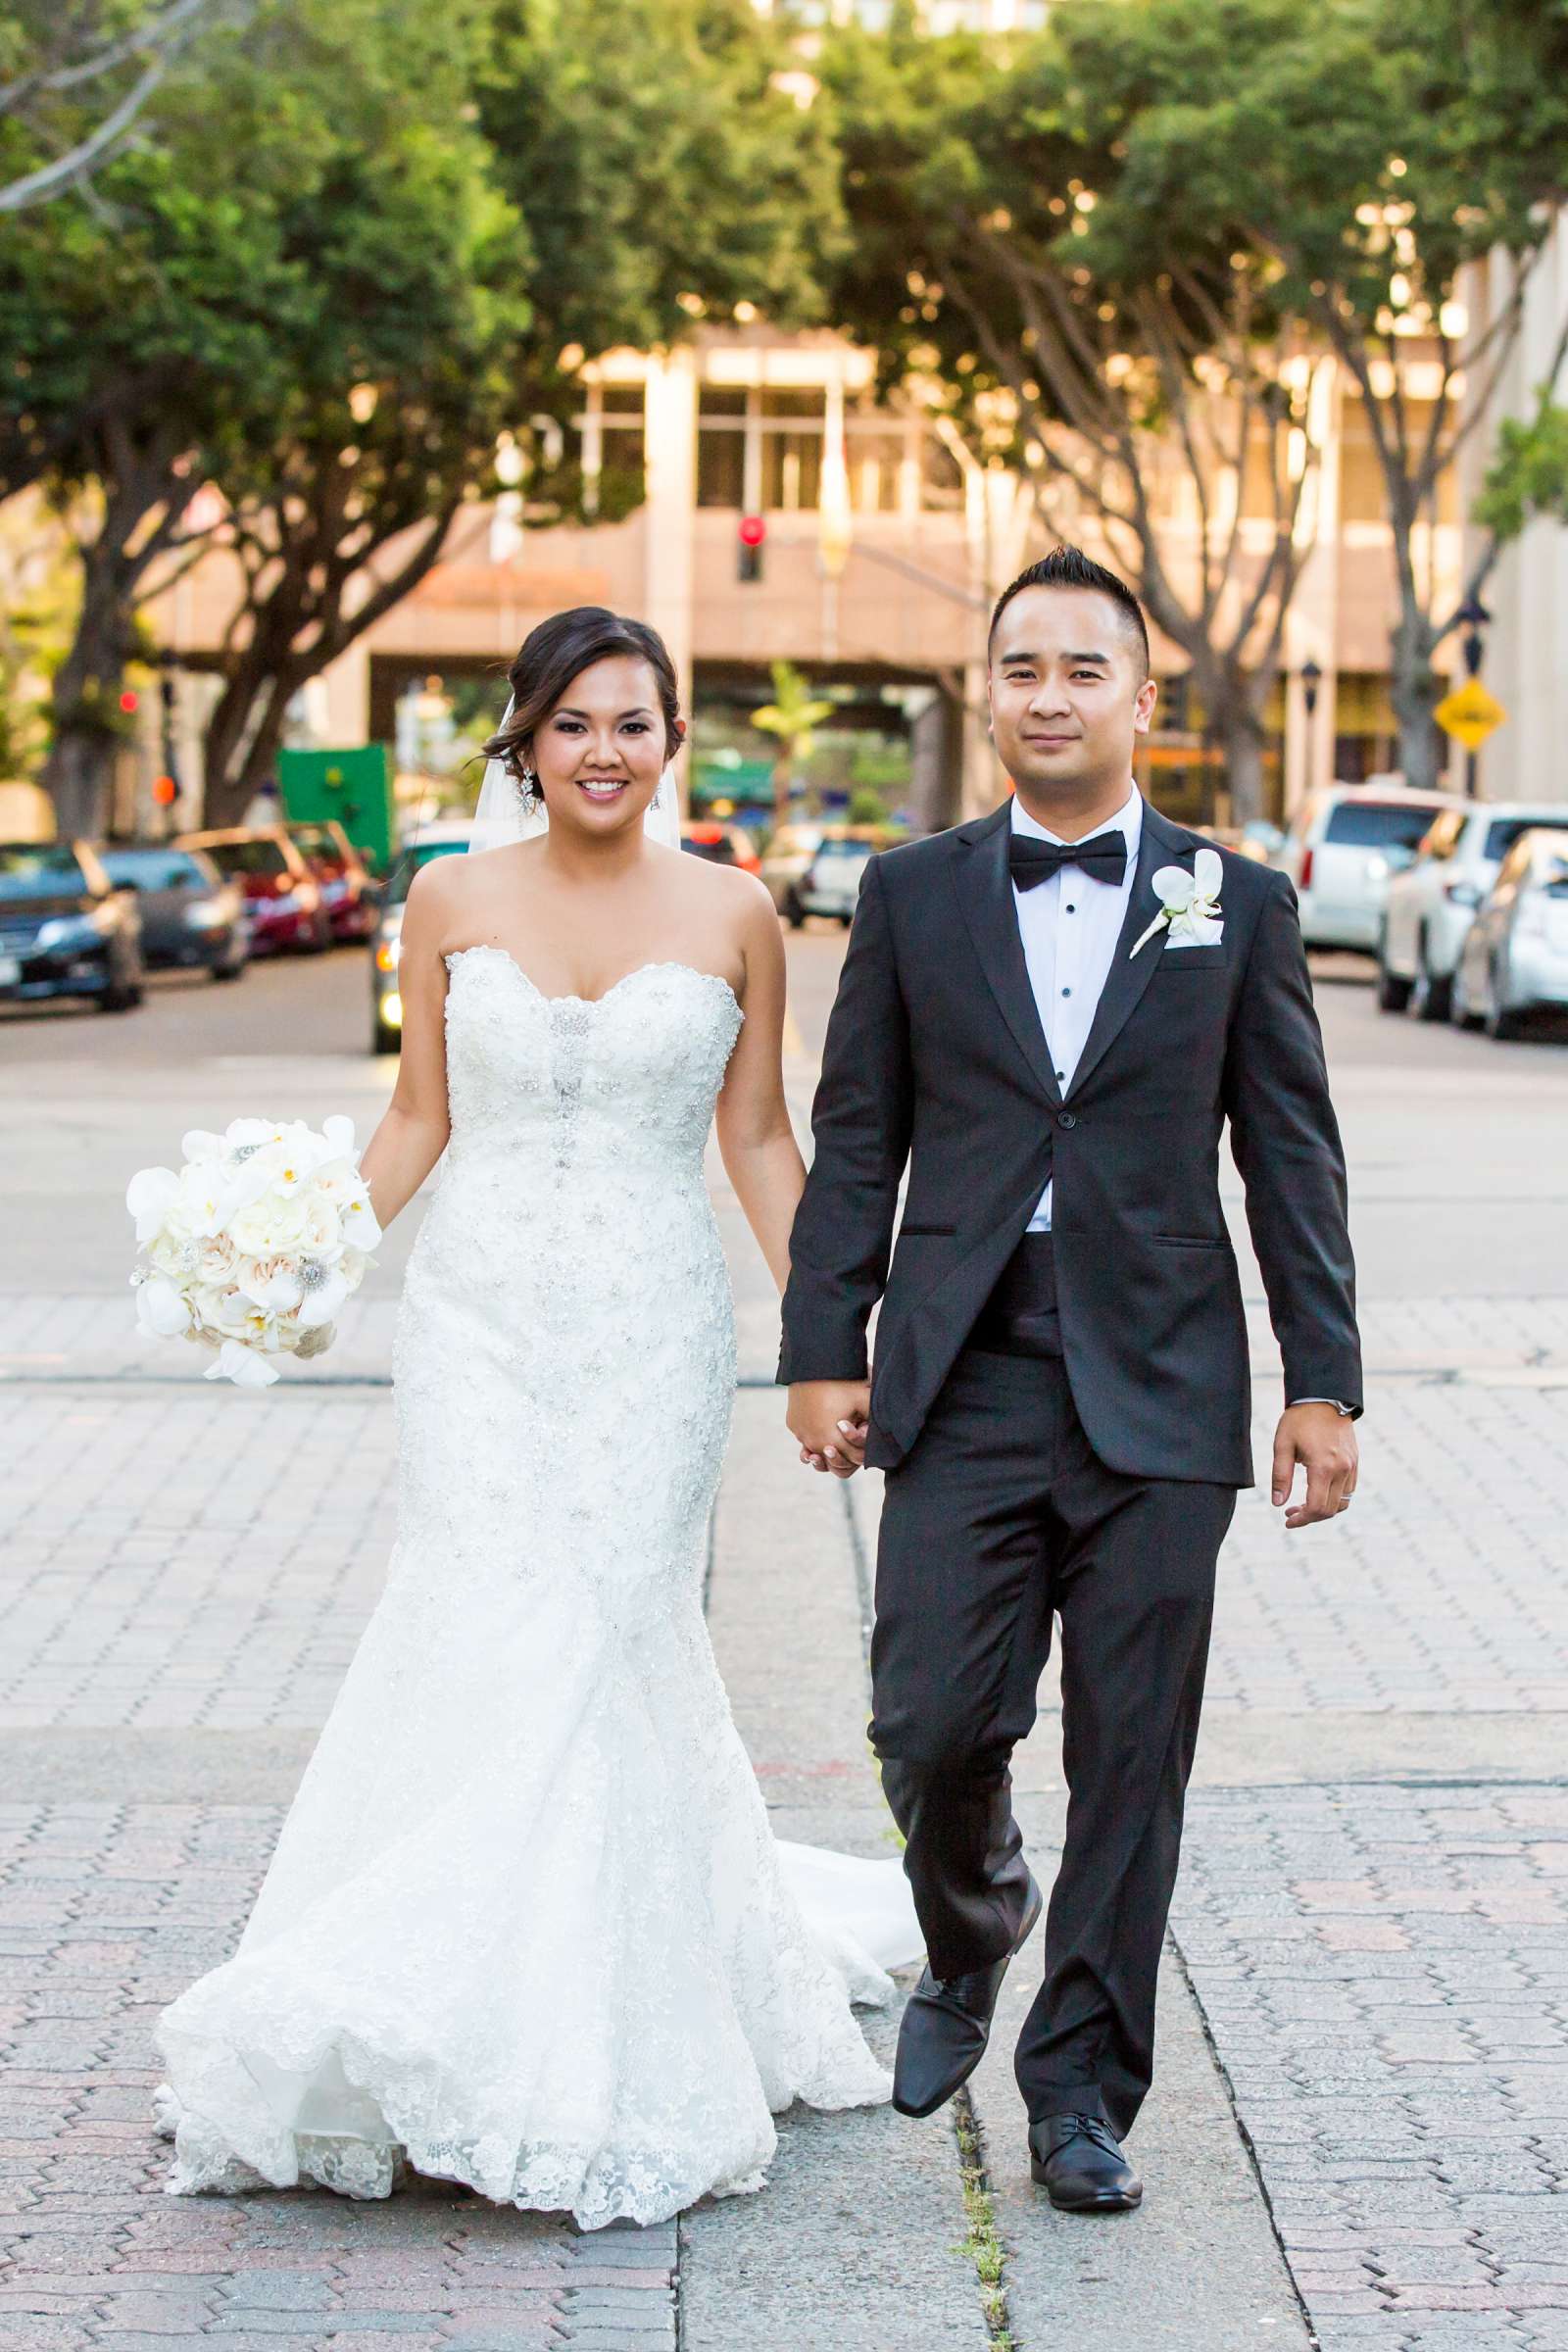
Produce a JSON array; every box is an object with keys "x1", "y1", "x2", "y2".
[
  {"x1": 126, "y1": 1164, "x2": 180, "y2": 1242},
  {"x1": 1130, "y1": 848, "x2": 1225, "y2": 956},
  {"x1": 294, "y1": 1265, "x2": 349, "y2": 1329},
  {"x1": 321, "y1": 1113, "x2": 358, "y2": 1161},
  {"x1": 339, "y1": 1188, "x2": 382, "y2": 1250},
  {"x1": 134, "y1": 1274, "x2": 192, "y2": 1338},
  {"x1": 204, "y1": 1338, "x2": 281, "y2": 1388},
  {"x1": 180, "y1": 1129, "x2": 229, "y2": 1165}
]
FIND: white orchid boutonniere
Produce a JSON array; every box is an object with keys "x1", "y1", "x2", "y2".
[{"x1": 1129, "y1": 847, "x2": 1224, "y2": 957}]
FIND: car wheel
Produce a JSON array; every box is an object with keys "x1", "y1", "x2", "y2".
[
  {"x1": 99, "y1": 977, "x2": 141, "y2": 1011},
  {"x1": 211, "y1": 956, "x2": 246, "y2": 982},
  {"x1": 1411, "y1": 940, "x2": 1451, "y2": 1024},
  {"x1": 1376, "y1": 959, "x2": 1413, "y2": 1013},
  {"x1": 783, "y1": 889, "x2": 806, "y2": 929},
  {"x1": 1484, "y1": 960, "x2": 1524, "y2": 1042},
  {"x1": 1449, "y1": 966, "x2": 1483, "y2": 1030}
]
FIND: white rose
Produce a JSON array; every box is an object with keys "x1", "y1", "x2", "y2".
[{"x1": 228, "y1": 1189, "x2": 314, "y2": 1256}]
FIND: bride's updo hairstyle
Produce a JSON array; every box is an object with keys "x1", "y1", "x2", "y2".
[{"x1": 480, "y1": 607, "x2": 683, "y2": 782}]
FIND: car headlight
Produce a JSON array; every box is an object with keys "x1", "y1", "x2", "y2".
[
  {"x1": 36, "y1": 911, "x2": 110, "y2": 952},
  {"x1": 182, "y1": 898, "x2": 231, "y2": 929}
]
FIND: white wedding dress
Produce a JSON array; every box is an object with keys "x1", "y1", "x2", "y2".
[{"x1": 153, "y1": 946, "x2": 920, "y2": 2230}]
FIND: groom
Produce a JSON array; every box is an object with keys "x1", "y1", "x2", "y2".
[{"x1": 779, "y1": 546, "x2": 1360, "y2": 2213}]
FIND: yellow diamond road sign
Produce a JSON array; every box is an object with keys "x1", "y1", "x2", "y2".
[{"x1": 1434, "y1": 678, "x2": 1506, "y2": 751}]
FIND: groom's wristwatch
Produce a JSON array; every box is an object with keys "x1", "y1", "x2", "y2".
[{"x1": 1292, "y1": 1397, "x2": 1356, "y2": 1415}]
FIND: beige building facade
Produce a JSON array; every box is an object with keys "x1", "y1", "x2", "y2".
[{"x1": 149, "y1": 317, "x2": 1459, "y2": 836}]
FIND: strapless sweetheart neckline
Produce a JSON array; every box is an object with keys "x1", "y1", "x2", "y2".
[{"x1": 444, "y1": 942, "x2": 742, "y2": 1016}]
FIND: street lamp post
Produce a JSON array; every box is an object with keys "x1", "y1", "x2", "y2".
[
  {"x1": 1454, "y1": 593, "x2": 1491, "y2": 799},
  {"x1": 1300, "y1": 658, "x2": 1322, "y2": 805}
]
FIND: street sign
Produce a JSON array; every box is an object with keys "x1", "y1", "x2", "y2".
[
  {"x1": 276, "y1": 745, "x2": 394, "y2": 872},
  {"x1": 1434, "y1": 678, "x2": 1506, "y2": 752}
]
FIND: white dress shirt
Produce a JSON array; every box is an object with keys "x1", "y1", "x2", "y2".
[
  {"x1": 1007, "y1": 788, "x2": 1352, "y2": 1416},
  {"x1": 1010, "y1": 784, "x2": 1143, "y2": 1233}
]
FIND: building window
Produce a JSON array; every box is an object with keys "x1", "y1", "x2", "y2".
[
  {"x1": 697, "y1": 387, "x2": 747, "y2": 509},
  {"x1": 846, "y1": 419, "x2": 907, "y2": 514}
]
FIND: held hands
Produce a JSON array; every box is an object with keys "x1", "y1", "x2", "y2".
[
  {"x1": 1271, "y1": 1402, "x2": 1358, "y2": 1530},
  {"x1": 787, "y1": 1380, "x2": 870, "y2": 1479}
]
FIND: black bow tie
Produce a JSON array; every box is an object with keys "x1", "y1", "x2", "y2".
[{"x1": 1008, "y1": 829, "x2": 1128, "y2": 892}]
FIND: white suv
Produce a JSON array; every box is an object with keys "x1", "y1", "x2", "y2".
[
  {"x1": 1379, "y1": 800, "x2": 1568, "y2": 1021},
  {"x1": 1276, "y1": 783, "x2": 1469, "y2": 953}
]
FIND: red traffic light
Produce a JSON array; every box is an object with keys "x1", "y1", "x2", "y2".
[
  {"x1": 738, "y1": 514, "x2": 766, "y2": 548},
  {"x1": 119, "y1": 689, "x2": 139, "y2": 714},
  {"x1": 152, "y1": 774, "x2": 177, "y2": 806}
]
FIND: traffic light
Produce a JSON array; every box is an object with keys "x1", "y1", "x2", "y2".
[
  {"x1": 152, "y1": 775, "x2": 177, "y2": 808},
  {"x1": 119, "y1": 689, "x2": 139, "y2": 714},
  {"x1": 738, "y1": 514, "x2": 765, "y2": 583}
]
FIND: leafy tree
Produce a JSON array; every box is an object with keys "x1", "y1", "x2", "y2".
[
  {"x1": 820, "y1": 11, "x2": 1328, "y2": 822},
  {"x1": 752, "y1": 659, "x2": 835, "y2": 824},
  {"x1": 196, "y1": 0, "x2": 842, "y2": 825},
  {"x1": 2, "y1": 0, "x2": 842, "y2": 832},
  {"x1": 1473, "y1": 368, "x2": 1568, "y2": 545},
  {"x1": 1067, "y1": 0, "x2": 1568, "y2": 788},
  {"x1": 0, "y1": 0, "x2": 246, "y2": 215}
]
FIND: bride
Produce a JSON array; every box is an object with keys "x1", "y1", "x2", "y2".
[{"x1": 150, "y1": 607, "x2": 921, "y2": 2230}]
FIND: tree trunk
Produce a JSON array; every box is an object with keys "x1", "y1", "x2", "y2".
[
  {"x1": 1219, "y1": 707, "x2": 1268, "y2": 828},
  {"x1": 1389, "y1": 602, "x2": 1444, "y2": 791},
  {"x1": 41, "y1": 565, "x2": 134, "y2": 838},
  {"x1": 772, "y1": 753, "x2": 793, "y2": 829}
]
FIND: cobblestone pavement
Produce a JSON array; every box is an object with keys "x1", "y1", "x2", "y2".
[
  {"x1": 0, "y1": 1800, "x2": 674, "y2": 2351},
  {"x1": 1175, "y1": 1783, "x2": 1568, "y2": 2352},
  {"x1": 5, "y1": 939, "x2": 1568, "y2": 2350}
]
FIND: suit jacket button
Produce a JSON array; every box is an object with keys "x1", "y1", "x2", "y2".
[{"x1": 1056, "y1": 1111, "x2": 1077, "y2": 1130}]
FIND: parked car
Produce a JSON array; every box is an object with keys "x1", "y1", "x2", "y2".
[
  {"x1": 679, "y1": 821, "x2": 761, "y2": 877},
  {"x1": 370, "y1": 819, "x2": 474, "y2": 1053},
  {"x1": 759, "y1": 822, "x2": 827, "y2": 911},
  {"x1": 1378, "y1": 801, "x2": 1568, "y2": 1020},
  {"x1": 0, "y1": 839, "x2": 144, "y2": 1010},
  {"x1": 176, "y1": 826, "x2": 330, "y2": 955},
  {"x1": 287, "y1": 819, "x2": 381, "y2": 944},
  {"x1": 763, "y1": 824, "x2": 897, "y2": 927},
  {"x1": 99, "y1": 841, "x2": 248, "y2": 980},
  {"x1": 1452, "y1": 828, "x2": 1568, "y2": 1040},
  {"x1": 1275, "y1": 783, "x2": 1468, "y2": 952},
  {"x1": 787, "y1": 832, "x2": 879, "y2": 927}
]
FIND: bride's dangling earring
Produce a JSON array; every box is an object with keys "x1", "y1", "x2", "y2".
[
  {"x1": 650, "y1": 777, "x2": 663, "y2": 812},
  {"x1": 516, "y1": 765, "x2": 542, "y2": 815}
]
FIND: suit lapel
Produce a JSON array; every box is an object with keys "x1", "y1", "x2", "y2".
[
  {"x1": 951, "y1": 802, "x2": 1062, "y2": 1107},
  {"x1": 1066, "y1": 802, "x2": 1196, "y2": 1101}
]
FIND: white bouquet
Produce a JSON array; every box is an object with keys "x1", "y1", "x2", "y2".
[{"x1": 126, "y1": 1115, "x2": 381, "y2": 1387}]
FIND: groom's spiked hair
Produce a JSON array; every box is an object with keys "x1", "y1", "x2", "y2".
[{"x1": 989, "y1": 546, "x2": 1151, "y2": 683}]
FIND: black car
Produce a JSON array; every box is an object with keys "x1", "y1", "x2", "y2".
[
  {"x1": 0, "y1": 841, "x2": 144, "y2": 1011},
  {"x1": 99, "y1": 842, "x2": 248, "y2": 980}
]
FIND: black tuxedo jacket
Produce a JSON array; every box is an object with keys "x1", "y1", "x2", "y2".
[{"x1": 777, "y1": 796, "x2": 1361, "y2": 1486}]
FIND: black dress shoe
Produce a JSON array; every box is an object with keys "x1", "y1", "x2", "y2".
[
  {"x1": 892, "y1": 1874, "x2": 1042, "y2": 2119},
  {"x1": 1029, "y1": 2113, "x2": 1143, "y2": 2212}
]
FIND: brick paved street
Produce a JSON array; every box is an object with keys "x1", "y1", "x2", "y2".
[{"x1": 2, "y1": 936, "x2": 1566, "y2": 2348}]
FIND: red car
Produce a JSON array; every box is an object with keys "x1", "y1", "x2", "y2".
[
  {"x1": 680, "y1": 821, "x2": 761, "y2": 877},
  {"x1": 288, "y1": 819, "x2": 381, "y2": 944},
  {"x1": 177, "y1": 826, "x2": 330, "y2": 955}
]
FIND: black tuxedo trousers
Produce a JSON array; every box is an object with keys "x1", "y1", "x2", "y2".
[{"x1": 871, "y1": 1236, "x2": 1235, "y2": 2139}]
